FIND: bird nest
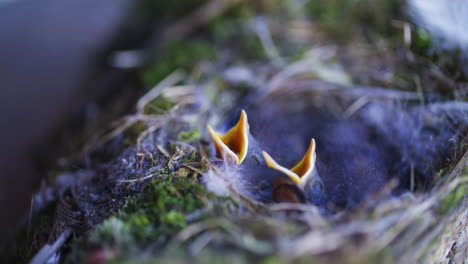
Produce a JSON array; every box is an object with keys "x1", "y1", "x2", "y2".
[
  {"x1": 27, "y1": 64, "x2": 466, "y2": 264},
  {"x1": 16, "y1": 1, "x2": 468, "y2": 263}
]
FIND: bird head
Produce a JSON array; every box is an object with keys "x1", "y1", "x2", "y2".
[
  {"x1": 207, "y1": 110, "x2": 326, "y2": 205},
  {"x1": 263, "y1": 139, "x2": 326, "y2": 205}
]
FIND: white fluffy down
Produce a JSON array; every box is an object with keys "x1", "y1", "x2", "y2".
[
  {"x1": 202, "y1": 169, "x2": 231, "y2": 196},
  {"x1": 202, "y1": 164, "x2": 248, "y2": 197}
]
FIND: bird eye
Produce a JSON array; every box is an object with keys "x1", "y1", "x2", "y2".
[{"x1": 311, "y1": 179, "x2": 323, "y2": 193}]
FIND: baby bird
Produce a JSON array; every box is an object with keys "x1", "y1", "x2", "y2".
[
  {"x1": 206, "y1": 110, "x2": 326, "y2": 205},
  {"x1": 206, "y1": 86, "x2": 462, "y2": 209},
  {"x1": 262, "y1": 139, "x2": 326, "y2": 205},
  {"x1": 246, "y1": 92, "x2": 395, "y2": 209}
]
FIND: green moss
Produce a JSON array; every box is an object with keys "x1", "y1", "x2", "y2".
[
  {"x1": 412, "y1": 27, "x2": 432, "y2": 51},
  {"x1": 142, "y1": 40, "x2": 216, "y2": 86},
  {"x1": 439, "y1": 184, "x2": 466, "y2": 214},
  {"x1": 177, "y1": 129, "x2": 201, "y2": 142},
  {"x1": 67, "y1": 174, "x2": 236, "y2": 263},
  {"x1": 410, "y1": 26, "x2": 439, "y2": 59},
  {"x1": 161, "y1": 211, "x2": 186, "y2": 227}
]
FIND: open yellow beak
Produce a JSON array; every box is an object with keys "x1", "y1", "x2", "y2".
[
  {"x1": 262, "y1": 139, "x2": 317, "y2": 188},
  {"x1": 207, "y1": 110, "x2": 249, "y2": 164}
]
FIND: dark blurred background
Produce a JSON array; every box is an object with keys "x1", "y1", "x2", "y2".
[{"x1": 0, "y1": 0, "x2": 133, "y2": 236}]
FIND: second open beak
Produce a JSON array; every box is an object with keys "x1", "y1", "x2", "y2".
[{"x1": 262, "y1": 139, "x2": 317, "y2": 188}]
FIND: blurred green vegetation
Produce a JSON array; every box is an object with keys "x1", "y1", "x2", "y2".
[
  {"x1": 124, "y1": 121, "x2": 148, "y2": 146},
  {"x1": 142, "y1": 40, "x2": 216, "y2": 86},
  {"x1": 439, "y1": 182, "x2": 466, "y2": 215},
  {"x1": 411, "y1": 26, "x2": 468, "y2": 84},
  {"x1": 137, "y1": 0, "x2": 208, "y2": 21},
  {"x1": 206, "y1": 3, "x2": 266, "y2": 60},
  {"x1": 305, "y1": 0, "x2": 402, "y2": 40},
  {"x1": 142, "y1": 95, "x2": 177, "y2": 114},
  {"x1": 177, "y1": 129, "x2": 202, "y2": 142}
]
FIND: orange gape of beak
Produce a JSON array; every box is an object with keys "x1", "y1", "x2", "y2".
[
  {"x1": 262, "y1": 139, "x2": 317, "y2": 189},
  {"x1": 207, "y1": 110, "x2": 249, "y2": 165}
]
